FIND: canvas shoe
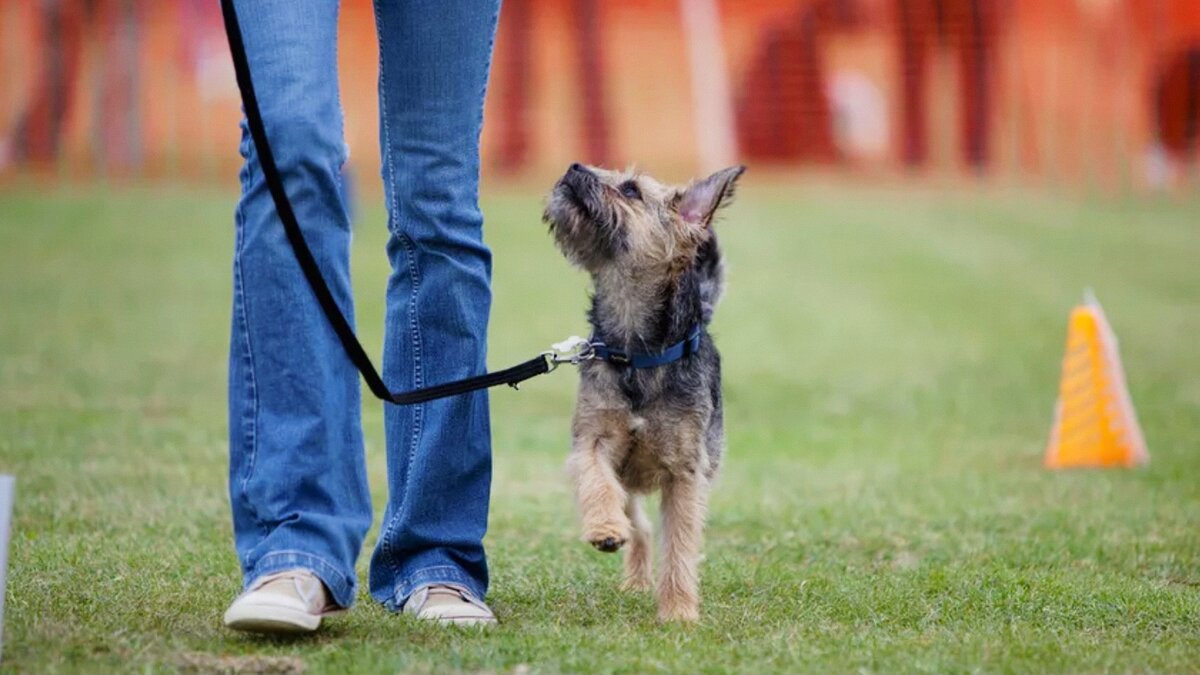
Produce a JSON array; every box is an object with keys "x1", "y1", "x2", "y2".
[
  {"x1": 223, "y1": 569, "x2": 342, "y2": 634},
  {"x1": 402, "y1": 583, "x2": 497, "y2": 626}
]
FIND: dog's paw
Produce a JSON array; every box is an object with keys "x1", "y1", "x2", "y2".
[
  {"x1": 656, "y1": 588, "x2": 700, "y2": 622},
  {"x1": 583, "y1": 520, "x2": 630, "y2": 553},
  {"x1": 656, "y1": 604, "x2": 700, "y2": 623},
  {"x1": 590, "y1": 535, "x2": 626, "y2": 552}
]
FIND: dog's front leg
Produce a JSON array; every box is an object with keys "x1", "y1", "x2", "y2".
[
  {"x1": 567, "y1": 411, "x2": 632, "y2": 553},
  {"x1": 658, "y1": 471, "x2": 708, "y2": 622}
]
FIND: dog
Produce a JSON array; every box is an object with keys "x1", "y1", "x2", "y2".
[{"x1": 543, "y1": 162, "x2": 745, "y2": 622}]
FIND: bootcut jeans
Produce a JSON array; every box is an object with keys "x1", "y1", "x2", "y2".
[{"x1": 227, "y1": 0, "x2": 501, "y2": 610}]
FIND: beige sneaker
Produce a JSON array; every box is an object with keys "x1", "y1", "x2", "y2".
[
  {"x1": 402, "y1": 584, "x2": 496, "y2": 626},
  {"x1": 223, "y1": 569, "x2": 341, "y2": 634}
]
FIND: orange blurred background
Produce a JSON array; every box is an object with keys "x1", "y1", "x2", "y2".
[{"x1": 1, "y1": 0, "x2": 1198, "y2": 190}]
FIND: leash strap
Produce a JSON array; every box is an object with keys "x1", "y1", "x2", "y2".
[{"x1": 220, "y1": 0, "x2": 550, "y2": 406}]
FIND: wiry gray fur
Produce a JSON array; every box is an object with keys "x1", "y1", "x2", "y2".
[{"x1": 542, "y1": 162, "x2": 744, "y2": 622}]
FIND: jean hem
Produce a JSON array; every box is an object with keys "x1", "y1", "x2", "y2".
[
  {"x1": 379, "y1": 565, "x2": 487, "y2": 612},
  {"x1": 249, "y1": 550, "x2": 357, "y2": 609}
]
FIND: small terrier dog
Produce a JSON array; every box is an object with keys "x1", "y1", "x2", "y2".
[{"x1": 544, "y1": 162, "x2": 744, "y2": 622}]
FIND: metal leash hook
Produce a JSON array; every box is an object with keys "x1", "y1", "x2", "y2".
[{"x1": 542, "y1": 336, "x2": 597, "y2": 373}]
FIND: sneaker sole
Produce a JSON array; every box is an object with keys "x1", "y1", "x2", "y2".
[{"x1": 224, "y1": 604, "x2": 321, "y2": 634}]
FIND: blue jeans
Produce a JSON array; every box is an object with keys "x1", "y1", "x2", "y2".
[{"x1": 227, "y1": 0, "x2": 500, "y2": 610}]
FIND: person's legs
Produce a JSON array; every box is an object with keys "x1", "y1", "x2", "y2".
[
  {"x1": 227, "y1": 0, "x2": 371, "y2": 610},
  {"x1": 367, "y1": 0, "x2": 502, "y2": 610}
]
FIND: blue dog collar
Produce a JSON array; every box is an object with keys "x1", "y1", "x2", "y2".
[{"x1": 590, "y1": 325, "x2": 702, "y2": 369}]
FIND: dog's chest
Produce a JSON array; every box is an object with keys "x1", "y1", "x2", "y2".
[
  {"x1": 619, "y1": 414, "x2": 667, "y2": 490},
  {"x1": 617, "y1": 411, "x2": 706, "y2": 491}
]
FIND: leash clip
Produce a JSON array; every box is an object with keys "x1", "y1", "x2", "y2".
[{"x1": 543, "y1": 335, "x2": 596, "y2": 371}]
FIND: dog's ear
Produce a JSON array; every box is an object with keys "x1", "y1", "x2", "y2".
[{"x1": 677, "y1": 165, "x2": 746, "y2": 227}]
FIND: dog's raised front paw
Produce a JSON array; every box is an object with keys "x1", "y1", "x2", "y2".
[
  {"x1": 591, "y1": 535, "x2": 626, "y2": 552},
  {"x1": 583, "y1": 519, "x2": 630, "y2": 553}
]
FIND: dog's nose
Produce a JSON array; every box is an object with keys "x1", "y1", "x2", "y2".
[{"x1": 562, "y1": 163, "x2": 593, "y2": 189}]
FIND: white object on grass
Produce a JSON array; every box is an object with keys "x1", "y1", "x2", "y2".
[{"x1": 0, "y1": 475, "x2": 12, "y2": 663}]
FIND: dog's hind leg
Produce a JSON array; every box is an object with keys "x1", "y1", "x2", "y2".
[
  {"x1": 657, "y1": 473, "x2": 708, "y2": 622},
  {"x1": 566, "y1": 415, "x2": 632, "y2": 553},
  {"x1": 620, "y1": 495, "x2": 653, "y2": 591}
]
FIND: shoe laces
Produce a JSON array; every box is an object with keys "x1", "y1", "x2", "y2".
[
  {"x1": 254, "y1": 571, "x2": 322, "y2": 606},
  {"x1": 412, "y1": 584, "x2": 489, "y2": 612}
]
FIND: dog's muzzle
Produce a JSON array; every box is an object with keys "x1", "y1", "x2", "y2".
[{"x1": 558, "y1": 163, "x2": 600, "y2": 211}]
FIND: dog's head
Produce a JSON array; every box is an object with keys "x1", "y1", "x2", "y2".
[{"x1": 543, "y1": 163, "x2": 745, "y2": 276}]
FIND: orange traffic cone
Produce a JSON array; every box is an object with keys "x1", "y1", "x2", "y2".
[{"x1": 1045, "y1": 291, "x2": 1148, "y2": 468}]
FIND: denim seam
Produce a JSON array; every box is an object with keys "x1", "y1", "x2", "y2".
[
  {"x1": 370, "y1": 0, "x2": 393, "y2": 571},
  {"x1": 372, "y1": 0, "x2": 399, "y2": 577},
  {"x1": 374, "y1": 0, "x2": 399, "y2": 242},
  {"x1": 394, "y1": 232, "x2": 426, "y2": 583},
  {"x1": 233, "y1": 154, "x2": 266, "y2": 543},
  {"x1": 372, "y1": 0, "x2": 428, "y2": 586},
  {"x1": 251, "y1": 549, "x2": 357, "y2": 608}
]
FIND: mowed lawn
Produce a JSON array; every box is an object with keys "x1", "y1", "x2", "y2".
[{"x1": 1, "y1": 180, "x2": 1198, "y2": 674}]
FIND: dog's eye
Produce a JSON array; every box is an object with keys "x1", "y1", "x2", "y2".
[{"x1": 619, "y1": 181, "x2": 642, "y2": 200}]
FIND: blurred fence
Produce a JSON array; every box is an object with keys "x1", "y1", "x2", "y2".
[{"x1": 2, "y1": 0, "x2": 1198, "y2": 190}]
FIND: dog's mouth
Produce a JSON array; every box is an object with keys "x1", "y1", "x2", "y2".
[{"x1": 556, "y1": 179, "x2": 590, "y2": 214}]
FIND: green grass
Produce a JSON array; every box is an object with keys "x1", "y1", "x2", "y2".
[{"x1": 1, "y1": 180, "x2": 1199, "y2": 674}]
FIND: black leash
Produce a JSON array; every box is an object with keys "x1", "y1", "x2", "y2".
[{"x1": 220, "y1": 0, "x2": 552, "y2": 406}]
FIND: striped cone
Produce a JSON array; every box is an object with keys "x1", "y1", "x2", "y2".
[{"x1": 1045, "y1": 291, "x2": 1148, "y2": 468}]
